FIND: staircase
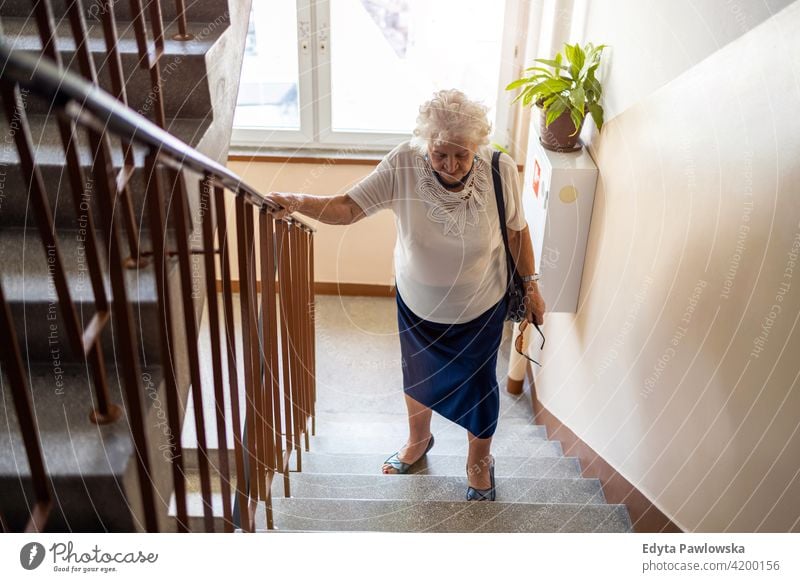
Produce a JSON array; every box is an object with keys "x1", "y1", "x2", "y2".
[
  {"x1": 0, "y1": 0, "x2": 253, "y2": 532},
  {"x1": 176, "y1": 296, "x2": 633, "y2": 533}
]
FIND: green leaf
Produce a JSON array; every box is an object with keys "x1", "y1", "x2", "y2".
[
  {"x1": 569, "y1": 85, "x2": 585, "y2": 113},
  {"x1": 571, "y1": 43, "x2": 585, "y2": 74},
  {"x1": 523, "y1": 66, "x2": 559, "y2": 75},
  {"x1": 588, "y1": 44, "x2": 607, "y2": 60},
  {"x1": 517, "y1": 77, "x2": 571, "y2": 105},
  {"x1": 522, "y1": 87, "x2": 537, "y2": 106},
  {"x1": 542, "y1": 94, "x2": 560, "y2": 109},
  {"x1": 540, "y1": 77, "x2": 571, "y2": 92},
  {"x1": 534, "y1": 57, "x2": 566, "y2": 70},
  {"x1": 564, "y1": 43, "x2": 575, "y2": 65},
  {"x1": 585, "y1": 69, "x2": 602, "y2": 98},
  {"x1": 568, "y1": 107, "x2": 584, "y2": 136},
  {"x1": 505, "y1": 76, "x2": 536, "y2": 91},
  {"x1": 545, "y1": 99, "x2": 567, "y2": 126},
  {"x1": 588, "y1": 102, "x2": 604, "y2": 130},
  {"x1": 491, "y1": 142, "x2": 511, "y2": 155}
]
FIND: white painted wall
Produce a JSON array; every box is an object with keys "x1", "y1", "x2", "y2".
[{"x1": 534, "y1": 0, "x2": 800, "y2": 531}]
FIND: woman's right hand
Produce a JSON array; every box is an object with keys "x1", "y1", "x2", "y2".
[{"x1": 266, "y1": 191, "x2": 299, "y2": 220}]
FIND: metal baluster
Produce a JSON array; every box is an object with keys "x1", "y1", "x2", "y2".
[
  {"x1": 309, "y1": 230, "x2": 317, "y2": 434},
  {"x1": 235, "y1": 194, "x2": 259, "y2": 530},
  {"x1": 215, "y1": 186, "x2": 250, "y2": 532},
  {"x1": 143, "y1": 152, "x2": 188, "y2": 532},
  {"x1": 167, "y1": 167, "x2": 214, "y2": 532},
  {"x1": 245, "y1": 202, "x2": 267, "y2": 509},
  {"x1": 275, "y1": 219, "x2": 295, "y2": 495},
  {"x1": 199, "y1": 174, "x2": 233, "y2": 532},
  {"x1": 257, "y1": 208, "x2": 277, "y2": 530},
  {"x1": 172, "y1": 0, "x2": 194, "y2": 41},
  {"x1": 0, "y1": 282, "x2": 52, "y2": 532}
]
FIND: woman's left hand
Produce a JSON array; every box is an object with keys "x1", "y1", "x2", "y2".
[{"x1": 524, "y1": 283, "x2": 546, "y2": 326}]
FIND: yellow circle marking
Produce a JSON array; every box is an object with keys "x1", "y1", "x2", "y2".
[{"x1": 559, "y1": 185, "x2": 578, "y2": 204}]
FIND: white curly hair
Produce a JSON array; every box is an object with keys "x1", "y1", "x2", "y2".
[{"x1": 410, "y1": 89, "x2": 492, "y2": 154}]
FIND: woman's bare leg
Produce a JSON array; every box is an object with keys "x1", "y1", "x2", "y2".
[
  {"x1": 382, "y1": 394, "x2": 433, "y2": 474},
  {"x1": 466, "y1": 431, "x2": 494, "y2": 489}
]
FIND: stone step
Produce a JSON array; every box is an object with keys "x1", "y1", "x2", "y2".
[
  {"x1": 180, "y1": 429, "x2": 564, "y2": 474},
  {"x1": 171, "y1": 477, "x2": 622, "y2": 533},
  {"x1": 182, "y1": 447, "x2": 583, "y2": 479},
  {"x1": 295, "y1": 452, "x2": 583, "y2": 479},
  {"x1": 314, "y1": 410, "x2": 538, "y2": 428},
  {"x1": 0, "y1": 363, "x2": 175, "y2": 531},
  {"x1": 270, "y1": 472, "x2": 606, "y2": 504},
  {"x1": 0, "y1": 16, "x2": 224, "y2": 118},
  {"x1": 311, "y1": 418, "x2": 548, "y2": 441},
  {"x1": 0, "y1": 227, "x2": 176, "y2": 364},
  {"x1": 307, "y1": 435, "x2": 563, "y2": 457},
  {"x1": 0, "y1": 113, "x2": 211, "y2": 227},
  {"x1": 0, "y1": 0, "x2": 231, "y2": 23},
  {"x1": 265, "y1": 498, "x2": 632, "y2": 533}
]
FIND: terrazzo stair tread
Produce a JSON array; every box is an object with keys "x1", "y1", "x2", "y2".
[
  {"x1": 313, "y1": 401, "x2": 535, "y2": 421},
  {"x1": 166, "y1": 487, "x2": 231, "y2": 533},
  {"x1": 0, "y1": 363, "x2": 164, "y2": 531},
  {"x1": 0, "y1": 17, "x2": 224, "y2": 118},
  {"x1": 311, "y1": 419, "x2": 548, "y2": 440},
  {"x1": 0, "y1": 114, "x2": 213, "y2": 227},
  {"x1": 183, "y1": 431, "x2": 563, "y2": 470},
  {"x1": 265, "y1": 498, "x2": 632, "y2": 533},
  {"x1": 316, "y1": 411, "x2": 540, "y2": 429},
  {"x1": 294, "y1": 452, "x2": 584, "y2": 478},
  {"x1": 0, "y1": 0, "x2": 231, "y2": 23},
  {"x1": 267, "y1": 473, "x2": 606, "y2": 504},
  {"x1": 307, "y1": 435, "x2": 563, "y2": 457},
  {"x1": 0, "y1": 227, "x2": 171, "y2": 363},
  {"x1": 179, "y1": 386, "x2": 302, "y2": 466},
  {"x1": 170, "y1": 475, "x2": 609, "y2": 531},
  {"x1": 0, "y1": 363, "x2": 164, "y2": 476},
  {"x1": 314, "y1": 384, "x2": 534, "y2": 420}
]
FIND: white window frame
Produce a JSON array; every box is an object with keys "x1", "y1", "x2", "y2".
[{"x1": 231, "y1": 0, "x2": 526, "y2": 154}]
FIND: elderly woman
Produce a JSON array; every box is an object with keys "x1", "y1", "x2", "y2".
[{"x1": 268, "y1": 89, "x2": 545, "y2": 501}]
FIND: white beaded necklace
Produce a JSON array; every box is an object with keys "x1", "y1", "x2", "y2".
[{"x1": 414, "y1": 153, "x2": 492, "y2": 237}]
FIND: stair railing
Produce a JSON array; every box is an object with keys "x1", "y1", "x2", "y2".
[{"x1": 0, "y1": 12, "x2": 315, "y2": 532}]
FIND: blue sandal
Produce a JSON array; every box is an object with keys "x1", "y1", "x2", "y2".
[
  {"x1": 466, "y1": 455, "x2": 496, "y2": 501},
  {"x1": 382, "y1": 434, "x2": 435, "y2": 474}
]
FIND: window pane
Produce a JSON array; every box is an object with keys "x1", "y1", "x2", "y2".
[
  {"x1": 330, "y1": 0, "x2": 505, "y2": 134},
  {"x1": 234, "y1": 1, "x2": 300, "y2": 130}
]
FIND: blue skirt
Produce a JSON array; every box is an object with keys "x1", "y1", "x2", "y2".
[{"x1": 396, "y1": 289, "x2": 508, "y2": 439}]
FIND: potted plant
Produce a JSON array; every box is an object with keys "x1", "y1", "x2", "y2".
[{"x1": 506, "y1": 42, "x2": 606, "y2": 152}]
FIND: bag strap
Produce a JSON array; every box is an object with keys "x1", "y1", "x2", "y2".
[
  {"x1": 491, "y1": 150, "x2": 545, "y2": 348},
  {"x1": 491, "y1": 150, "x2": 518, "y2": 290}
]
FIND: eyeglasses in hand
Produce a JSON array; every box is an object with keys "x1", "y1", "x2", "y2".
[{"x1": 514, "y1": 319, "x2": 545, "y2": 367}]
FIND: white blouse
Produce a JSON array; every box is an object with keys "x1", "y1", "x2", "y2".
[{"x1": 347, "y1": 141, "x2": 527, "y2": 324}]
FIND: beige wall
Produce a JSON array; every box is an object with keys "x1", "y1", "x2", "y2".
[
  {"x1": 535, "y1": 0, "x2": 800, "y2": 531},
  {"x1": 225, "y1": 160, "x2": 397, "y2": 285}
]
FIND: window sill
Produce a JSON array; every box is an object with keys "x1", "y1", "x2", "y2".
[
  {"x1": 228, "y1": 146, "x2": 389, "y2": 165},
  {"x1": 228, "y1": 147, "x2": 525, "y2": 172}
]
